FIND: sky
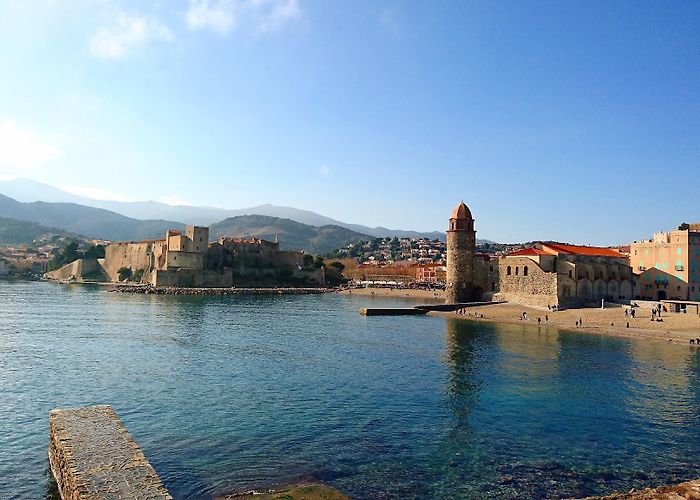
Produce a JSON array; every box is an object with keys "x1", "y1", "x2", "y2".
[{"x1": 0, "y1": 0, "x2": 698, "y2": 244}]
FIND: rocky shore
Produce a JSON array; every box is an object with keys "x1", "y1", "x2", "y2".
[{"x1": 112, "y1": 284, "x2": 334, "y2": 295}]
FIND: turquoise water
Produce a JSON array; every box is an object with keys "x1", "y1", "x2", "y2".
[{"x1": 0, "y1": 281, "x2": 699, "y2": 499}]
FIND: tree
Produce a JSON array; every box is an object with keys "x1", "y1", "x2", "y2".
[
  {"x1": 313, "y1": 256, "x2": 325, "y2": 269},
  {"x1": 117, "y1": 267, "x2": 132, "y2": 281},
  {"x1": 329, "y1": 261, "x2": 345, "y2": 272},
  {"x1": 303, "y1": 254, "x2": 314, "y2": 268},
  {"x1": 48, "y1": 241, "x2": 82, "y2": 271},
  {"x1": 83, "y1": 244, "x2": 105, "y2": 259},
  {"x1": 678, "y1": 222, "x2": 690, "y2": 230}
]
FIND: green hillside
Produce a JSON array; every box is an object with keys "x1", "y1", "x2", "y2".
[
  {"x1": 0, "y1": 194, "x2": 184, "y2": 241},
  {"x1": 210, "y1": 215, "x2": 372, "y2": 255},
  {"x1": 0, "y1": 216, "x2": 78, "y2": 245}
]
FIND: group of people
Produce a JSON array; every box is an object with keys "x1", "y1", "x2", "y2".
[{"x1": 624, "y1": 308, "x2": 637, "y2": 319}]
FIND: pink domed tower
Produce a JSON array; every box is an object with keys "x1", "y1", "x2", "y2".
[{"x1": 446, "y1": 201, "x2": 476, "y2": 303}]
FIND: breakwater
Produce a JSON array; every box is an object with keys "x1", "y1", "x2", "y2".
[
  {"x1": 113, "y1": 285, "x2": 333, "y2": 295},
  {"x1": 49, "y1": 405, "x2": 172, "y2": 499}
]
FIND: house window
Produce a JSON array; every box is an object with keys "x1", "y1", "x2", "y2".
[
  {"x1": 523, "y1": 266, "x2": 528, "y2": 276},
  {"x1": 507, "y1": 266, "x2": 512, "y2": 276},
  {"x1": 568, "y1": 270, "x2": 572, "y2": 278}
]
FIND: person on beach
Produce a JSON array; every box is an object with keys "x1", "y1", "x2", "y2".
[
  {"x1": 545, "y1": 315, "x2": 549, "y2": 324},
  {"x1": 538, "y1": 317, "x2": 541, "y2": 325},
  {"x1": 579, "y1": 317, "x2": 582, "y2": 327},
  {"x1": 575, "y1": 320, "x2": 579, "y2": 328},
  {"x1": 625, "y1": 309, "x2": 628, "y2": 317}
]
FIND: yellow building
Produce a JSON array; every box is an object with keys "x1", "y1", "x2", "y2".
[{"x1": 629, "y1": 224, "x2": 700, "y2": 301}]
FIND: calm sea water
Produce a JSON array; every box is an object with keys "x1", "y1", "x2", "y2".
[{"x1": 0, "y1": 281, "x2": 699, "y2": 499}]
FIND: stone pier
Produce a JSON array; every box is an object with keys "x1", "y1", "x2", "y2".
[{"x1": 49, "y1": 405, "x2": 172, "y2": 499}]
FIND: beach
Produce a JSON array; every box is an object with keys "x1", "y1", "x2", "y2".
[
  {"x1": 435, "y1": 302, "x2": 700, "y2": 345},
  {"x1": 341, "y1": 287, "x2": 700, "y2": 345}
]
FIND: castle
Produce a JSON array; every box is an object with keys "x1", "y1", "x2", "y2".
[
  {"x1": 445, "y1": 201, "x2": 634, "y2": 308},
  {"x1": 46, "y1": 225, "x2": 325, "y2": 287}
]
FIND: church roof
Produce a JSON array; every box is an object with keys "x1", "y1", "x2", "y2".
[
  {"x1": 507, "y1": 243, "x2": 624, "y2": 258},
  {"x1": 450, "y1": 201, "x2": 472, "y2": 220}
]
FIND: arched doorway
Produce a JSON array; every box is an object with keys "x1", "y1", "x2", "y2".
[{"x1": 657, "y1": 290, "x2": 667, "y2": 300}]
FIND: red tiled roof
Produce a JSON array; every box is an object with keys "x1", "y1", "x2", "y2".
[
  {"x1": 507, "y1": 243, "x2": 624, "y2": 258},
  {"x1": 542, "y1": 243, "x2": 624, "y2": 257},
  {"x1": 507, "y1": 247, "x2": 553, "y2": 256}
]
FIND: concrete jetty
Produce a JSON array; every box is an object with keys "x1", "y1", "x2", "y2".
[
  {"x1": 49, "y1": 405, "x2": 172, "y2": 499},
  {"x1": 359, "y1": 307, "x2": 429, "y2": 316},
  {"x1": 360, "y1": 301, "x2": 505, "y2": 316}
]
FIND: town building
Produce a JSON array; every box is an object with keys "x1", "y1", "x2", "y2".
[
  {"x1": 493, "y1": 242, "x2": 634, "y2": 308},
  {"x1": 416, "y1": 263, "x2": 445, "y2": 284},
  {"x1": 629, "y1": 224, "x2": 700, "y2": 301}
]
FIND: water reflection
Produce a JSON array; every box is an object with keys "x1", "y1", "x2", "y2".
[{"x1": 443, "y1": 318, "x2": 483, "y2": 418}]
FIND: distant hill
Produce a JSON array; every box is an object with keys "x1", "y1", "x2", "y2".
[
  {"x1": 0, "y1": 194, "x2": 184, "y2": 241},
  {"x1": 0, "y1": 179, "x2": 448, "y2": 241},
  {"x1": 0, "y1": 216, "x2": 79, "y2": 245},
  {"x1": 210, "y1": 215, "x2": 372, "y2": 255}
]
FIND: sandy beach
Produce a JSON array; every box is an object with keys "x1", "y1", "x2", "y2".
[
  {"x1": 343, "y1": 287, "x2": 700, "y2": 345},
  {"x1": 435, "y1": 302, "x2": 700, "y2": 345}
]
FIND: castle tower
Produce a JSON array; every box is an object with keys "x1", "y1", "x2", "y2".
[{"x1": 446, "y1": 201, "x2": 476, "y2": 303}]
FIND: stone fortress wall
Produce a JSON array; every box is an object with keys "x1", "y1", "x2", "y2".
[{"x1": 46, "y1": 226, "x2": 324, "y2": 287}]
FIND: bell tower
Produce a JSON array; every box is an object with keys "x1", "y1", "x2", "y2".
[{"x1": 446, "y1": 201, "x2": 476, "y2": 303}]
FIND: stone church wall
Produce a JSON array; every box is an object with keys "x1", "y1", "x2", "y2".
[{"x1": 494, "y1": 257, "x2": 559, "y2": 308}]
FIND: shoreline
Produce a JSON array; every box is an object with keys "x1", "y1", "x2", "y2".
[
  {"x1": 430, "y1": 302, "x2": 700, "y2": 346},
  {"x1": 113, "y1": 285, "x2": 334, "y2": 295}
]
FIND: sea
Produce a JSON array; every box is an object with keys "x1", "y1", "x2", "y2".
[{"x1": 0, "y1": 280, "x2": 698, "y2": 499}]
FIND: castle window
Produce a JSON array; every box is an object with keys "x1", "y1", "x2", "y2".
[
  {"x1": 489, "y1": 265, "x2": 493, "y2": 272},
  {"x1": 515, "y1": 266, "x2": 519, "y2": 276},
  {"x1": 523, "y1": 266, "x2": 528, "y2": 276},
  {"x1": 568, "y1": 270, "x2": 572, "y2": 278},
  {"x1": 507, "y1": 266, "x2": 512, "y2": 276}
]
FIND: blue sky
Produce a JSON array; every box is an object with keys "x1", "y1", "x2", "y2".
[{"x1": 0, "y1": 0, "x2": 698, "y2": 244}]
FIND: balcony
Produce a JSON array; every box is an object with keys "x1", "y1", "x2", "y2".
[
  {"x1": 638, "y1": 266, "x2": 646, "y2": 271},
  {"x1": 675, "y1": 265, "x2": 684, "y2": 271}
]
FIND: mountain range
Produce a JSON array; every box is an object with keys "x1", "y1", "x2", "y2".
[
  {"x1": 0, "y1": 216, "x2": 78, "y2": 245},
  {"x1": 0, "y1": 179, "x2": 447, "y2": 240}
]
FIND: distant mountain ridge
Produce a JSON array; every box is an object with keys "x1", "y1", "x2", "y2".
[
  {"x1": 210, "y1": 215, "x2": 373, "y2": 255},
  {"x1": 0, "y1": 194, "x2": 185, "y2": 241},
  {"x1": 0, "y1": 179, "x2": 448, "y2": 241}
]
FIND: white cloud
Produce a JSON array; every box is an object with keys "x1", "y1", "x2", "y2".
[
  {"x1": 186, "y1": 0, "x2": 236, "y2": 34},
  {"x1": 185, "y1": 0, "x2": 301, "y2": 35},
  {"x1": 58, "y1": 184, "x2": 131, "y2": 202},
  {"x1": 319, "y1": 165, "x2": 330, "y2": 176},
  {"x1": 159, "y1": 194, "x2": 193, "y2": 206},
  {"x1": 89, "y1": 14, "x2": 173, "y2": 60},
  {"x1": 0, "y1": 119, "x2": 63, "y2": 177}
]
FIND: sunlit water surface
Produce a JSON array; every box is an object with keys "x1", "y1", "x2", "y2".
[{"x1": 1, "y1": 281, "x2": 699, "y2": 499}]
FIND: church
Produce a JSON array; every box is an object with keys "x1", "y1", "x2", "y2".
[{"x1": 445, "y1": 201, "x2": 635, "y2": 308}]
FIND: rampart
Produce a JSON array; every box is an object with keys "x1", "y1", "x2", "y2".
[{"x1": 49, "y1": 405, "x2": 172, "y2": 499}]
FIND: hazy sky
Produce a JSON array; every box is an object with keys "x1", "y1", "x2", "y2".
[{"x1": 0, "y1": 1, "x2": 698, "y2": 244}]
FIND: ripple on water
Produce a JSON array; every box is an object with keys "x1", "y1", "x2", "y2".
[{"x1": 0, "y1": 282, "x2": 699, "y2": 499}]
